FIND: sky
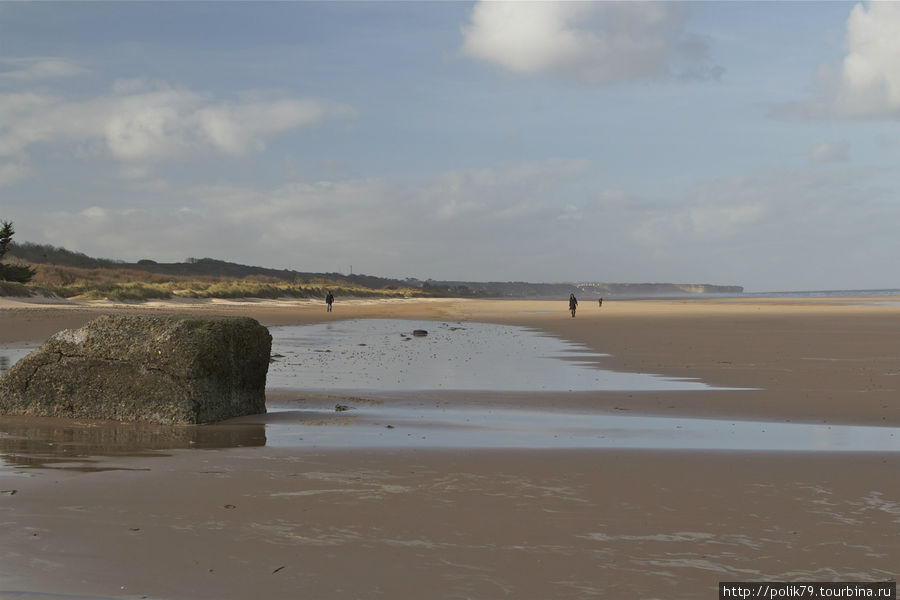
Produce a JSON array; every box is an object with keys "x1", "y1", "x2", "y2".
[{"x1": 1, "y1": 1, "x2": 899, "y2": 292}]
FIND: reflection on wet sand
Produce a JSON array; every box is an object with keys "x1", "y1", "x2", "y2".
[
  {"x1": 0, "y1": 416, "x2": 266, "y2": 472},
  {"x1": 0, "y1": 593, "x2": 123, "y2": 600}
]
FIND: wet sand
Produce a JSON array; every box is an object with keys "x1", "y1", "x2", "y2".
[{"x1": 1, "y1": 296, "x2": 899, "y2": 598}]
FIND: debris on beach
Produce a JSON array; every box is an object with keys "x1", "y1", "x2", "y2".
[{"x1": 412, "y1": 329, "x2": 428, "y2": 337}]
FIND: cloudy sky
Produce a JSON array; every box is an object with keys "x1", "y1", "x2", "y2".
[{"x1": 2, "y1": 1, "x2": 899, "y2": 292}]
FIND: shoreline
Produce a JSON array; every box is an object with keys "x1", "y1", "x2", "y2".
[
  {"x1": 1, "y1": 295, "x2": 899, "y2": 598},
  {"x1": 3, "y1": 294, "x2": 899, "y2": 426}
]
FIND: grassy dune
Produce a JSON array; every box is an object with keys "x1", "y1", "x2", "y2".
[
  {"x1": 0, "y1": 281, "x2": 31, "y2": 297},
  {"x1": 20, "y1": 263, "x2": 428, "y2": 301}
]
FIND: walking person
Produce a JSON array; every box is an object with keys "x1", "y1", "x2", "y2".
[
  {"x1": 569, "y1": 293, "x2": 578, "y2": 318},
  {"x1": 325, "y1": 290, "x2": 334, "y2": 312}
]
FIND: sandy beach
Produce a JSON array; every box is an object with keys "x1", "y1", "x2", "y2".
[{"x1": 0, "y1": 295, "x2": 898, "y2": 599}]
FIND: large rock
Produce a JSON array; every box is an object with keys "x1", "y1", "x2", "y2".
[{"x1": 0, "y1": 315, "x2": 272, "y2": 424}]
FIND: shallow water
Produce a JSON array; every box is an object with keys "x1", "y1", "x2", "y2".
[
  {"x1": 2, "y1": 404, "x2": 898, "y2": 469},
  {"x1": 2, "y1": 318, "x2": 898, "y2": 475},
  {"x1": 259, "y1": 405, "x2": 900, "y2": 452},
  {"x1": 267, "y1": 319, "x2": 720, "y2": 392}
]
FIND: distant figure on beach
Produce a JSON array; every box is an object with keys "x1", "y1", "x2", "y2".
[
  {"x1": 598, "y1": 297, "x2": 603, "y2": 307},
  {"x1": 325, "y1": 291, "x2": 334, "y2": 312},
  {"x1": 569, "y1": 293, "x2": 578, "y2": 318}
]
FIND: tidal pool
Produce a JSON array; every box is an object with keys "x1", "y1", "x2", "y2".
[
  {"x1": 2, "y1": 404, "x2": 899, "y2": 468},
  {"x1": 260, "y1": 405, "x2": 900, "y2": 452},
  {"x1": 3, "y1": 318, "x2": 898, "y2": 466},
  {"x1": 267, "y1": 319, "x2": 720, "y2": 392}
]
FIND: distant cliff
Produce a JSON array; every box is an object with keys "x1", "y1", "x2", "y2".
[
  {"x1": 576, "y1": 282, "x2": 743, "y2": 297},
  {"x1": 425, "y1": 280, "x2": 743, "y2": 298}
]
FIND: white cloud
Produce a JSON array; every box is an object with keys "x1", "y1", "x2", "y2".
[
  {"x1": 102, "y1": 83, "x2": 356, "y2": 161},
  {"x1": 0, "y1": 161, "x2": 30, "y2": 186},
  {"x1": 460, "y1": 1, "x2": 717, "y2": 85},
  {"x1": 103, "y1": 89, "x2": 197, "y2": 161},
  {"x1": 0, "y1": 93, "x2": 62, "y2": 157},
  {"x1": 28, "y1": 160, "x2": 900, "y2": 290},
  {"x1": 625, "y1": 167, "x2": 900, "y2": 290},
  {"x1": 0, "y1": 77, "x2": 356, "y2": 168},
  {"x1": 36, "y1": 159, "x2": 597, "y2": 275},
  {"x1": 43, "y1": 205, "x2": 214, "y2": 263},
  {"x1": 810, "y1": 141, "x2": 850, "y2": 163},
  {"x1": 195, "y1": 98, "x2": 353, "y2": 157},
  {"x1": 831, "y1": 1, "x2": 900, "y2": 117},
  {"x1": 0, "y1": 57, "x2": 86, "y2": 81},
  {"x1": 636, "y1": 168, "x2": 888, "y2": 252},
  {"x1": 787, "y1": 1, "x2": 900, "y2": 119}
]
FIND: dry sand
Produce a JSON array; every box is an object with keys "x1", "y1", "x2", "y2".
[{"x1": 0, "y1": 295, "x2": 898, "y2": 599}]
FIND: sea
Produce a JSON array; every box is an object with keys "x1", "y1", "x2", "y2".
[{"x1": 743, "y1": 288, "x2": 900, "y2": 298}]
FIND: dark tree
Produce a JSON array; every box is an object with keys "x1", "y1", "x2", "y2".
[
  {"x1": 0, "y1": 220, "x2": 36, "y2": 283},
  {"x1": 0, "y1": 221, "x2": 12, "y2": 261}
]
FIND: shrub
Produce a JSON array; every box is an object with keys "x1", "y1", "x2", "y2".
[{"x1": 1, "y1": 263, "x2": 37, "y2": 284}]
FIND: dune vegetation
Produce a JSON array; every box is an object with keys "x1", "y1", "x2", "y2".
[
  {"x1": 19, "y1": 263, "x2": 428, "y2": 302},
  {"x1": 0, "y1": 232, "x2": 436, "y2": 301}
]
